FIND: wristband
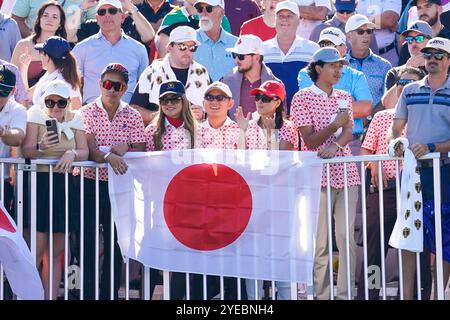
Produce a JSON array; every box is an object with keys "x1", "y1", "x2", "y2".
[
  {"x1": 104, "y1": 151, "x2": 112, "y2": 161},
  {"x1": 333, "y1": 141, "x2": 344, "y2": 150}
]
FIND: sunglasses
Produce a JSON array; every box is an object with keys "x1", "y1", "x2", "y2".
[
  {"x1": 160, "y1": 96, "x2": 182, "y2": 106},
  {"x1": 232, "y1": 53, "x2": 255, "y2": 61},
  {"x1": 355, "y1": 29, "x2": 373, "y2": 35},
  {"x1": 405, "y1": 35, "x2": 426, "y2": 44},
  {"x1": 0, "y1": 89, "x2": 12, "y2": 98},
  {"x1": 337, "y1": 10, "x2": 354, "y2": 14},
  {"x1": 254, "y1": 93, "x2": 277, "y2": 103},
  {"x1": 97, "y1": 7, "x2": 120, "y2": 16},
  {"x1": 397, "y1": 79, "x2": 415, "y2": 86},
  {"x1": 423, "y1": 51, "x2": 448, "y2": 61},
  {"x1": 174, "y1": 43, "x2": 198, "y2": 52},
  {"x1": 204, "y1": 94, "x2": 230, "y2": 102},
  {"x1": 319, "y1": 41, "x2": 335, "y2": 48},
  {"x1": 102, "y1": 79, "x2": 125, "y2": 92},
  {"x1": 195, "y1": 4, "x2": 213, "y2": 13},
  {"x1": 45, "y1": 98, "x2": 68, "y2": 109}
]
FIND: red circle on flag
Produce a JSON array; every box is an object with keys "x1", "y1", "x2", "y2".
[{"x1": 163, "y1": 164, "x2": 252, "y2": 251}]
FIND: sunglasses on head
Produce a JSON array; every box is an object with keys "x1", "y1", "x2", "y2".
[
  {"x1": 255, "y1": 93, "x2": 276, "y2": 103},
  {"x1": 405, "y1": 35, "x2": 426, "y2": 44},
  {"x1": 102, "y1": 79, "x2": 125, "y2": 92},
  {"x1": 423, "y1": 51, "x2": 448, "y2": 61},
  {"x1": 160, "y1": 96, "x2": 182, "y2": 106},
  {"x1": 195, "y1": 4, "x2": 213, "y2": 13},
  {"x1": 204, "y1": 93, "x2": 230, "y2": 102},
  {"x1": 355, "y1": 29, "x2": 373, "y2": 35},
  {"x1": 97, "y1": 7, "x2": 120, "y2": 16},
  {"x1": 0, "y1": 88, "x2": 12, "y2": 98},
  {"x1": 45, "y1": 98, "x2": 68, "y2": 109},
  {"x1": 232, "y1": 53, "x2": 255, "y2": 61},
  {"x1": 337, "y1": 9, "x2": 354, "y2": 14},
  {"x1": 397, "y1": 78, "x2": 415, "y2": 86},
  {"x1": 174, "y1": 43, "x2": 198, "y2": 52}
]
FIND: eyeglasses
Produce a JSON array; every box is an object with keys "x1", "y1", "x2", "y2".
[
  {"x1": 355, "y1": 29, "x2": 374, "y2": 35},
  {"x1": 0, "y1": 88, "x2": 12, "y2": 98},
  {"x1": 423, "y1": 51, "x2": 448, "y2": 61},
  {"x1": 319, "y1": 41, "x2": 335, "y2": 48},
  {"x1": 255, "y1": 93, "x2": 276, "y2": 103},
  {"x1": 195, "y1": 4, "x2": 213, "y2": 13},
  {"x1": 405, "y1": 35, "x2": 426, "y2": 44},
  {"x1": 45, "y1": 99, "x2": 68, "y2": 109},
  {"x1": 174, "y1": 43, "x2": 198, "y2": 52},
  {"x1": 97, "y1": 8, "x2": 120, "y2": 16},
  {"x1": 160, "y1": 96, "x2": 182, "y2": 106},
  {"x1": 397, "y1": 79, "x2": 415, "y2": 86},
  {"x1": 102, "y1": 79, "x2": 125, "y2": 92},
  {"x1": 204, "y1": 94, "x2": 230, "y2": 102},
  {"x1": 337, "y1": 10, "x2": 354, "y2": 14},
  {"x1": 232, "y1": 53, "x2": 255, "y2": 61}
]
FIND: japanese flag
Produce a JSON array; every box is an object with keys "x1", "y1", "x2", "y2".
[
  {"x1": 0, "y1": 203, "x2": 44, "y2": 300},
  {"x1": 108, "y1": 149, "x2": 322, "y2": 284}
]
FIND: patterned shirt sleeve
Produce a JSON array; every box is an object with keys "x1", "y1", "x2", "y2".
[
  {"x1": 290, "y1": 92, "x2": 312, "y2": 128},
  {"x1": 129, "y1": 110, "x2": 146, "y2": 144},
  {"x1": 279, "y1": 121, "x2": 299, "y2": 149},
  {"x1": 81, "y1": 106, "x2": 94, "y2": 135},
  {"x1": 361, "y1": 113, "x2": 380, "y2": 152}
]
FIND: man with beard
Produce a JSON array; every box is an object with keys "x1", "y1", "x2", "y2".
[
  {"x1": 194, "y1": 0, "x2": 237, "y2": 81},
  {"x1": 221, "y1": 34, "x2": 281, "y2": 120},
  {"x1": 398, "y1": 0, "x2": 450, "y2": 65}
]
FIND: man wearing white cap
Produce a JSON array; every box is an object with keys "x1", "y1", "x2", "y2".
[
  {"x1": 131, "y1": 26, "x2": 211, "y2": 125},
  {"x1": 194, "y1": 0, "x2": 238, "y2": 81},
  {"x1": 345, "y1": 14, "x2": 391, "y2": 116},
  {"x1": 221, "y1": 34, "x2": 281, "y2": 120},
  {"x1": 390, "y1": 37, "x2": 450, "y2": 299},
  {"x1": 73, "y1": 0, "x2": 149, "y2": 104},
  {"x1": 298, "y1": 27, "x2": 372, "y2": 141},
  {"x1": 263, "y1": 0, "x2": 319, "y2": 114}
]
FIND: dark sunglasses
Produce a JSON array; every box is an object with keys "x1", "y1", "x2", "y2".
[
  {"x1": 160, "y1": 96, "x2": 182, "y2": 105},
  {"x1": 45, "y1": 98, "x2": 68, "y2": 108},
  {"x1": 204, "y1": 94, "x2": 230, "y2": 102},
  {"x1": 405, "y1": 35, "x2": 426, "y2": 44},
  {"x1": 319, "y1": 41, "x2": 335, "y2": 48},
  {"x1": 255, "y1": 93, "x2": 276, "y2": 103},
  {"x1": 337, "y1": 10, "x2": 354, "y2": 14},
  {"x1": 397, "y1": 79, "x2": 415, "y2": 86},
  {"x1": 102, "y1": 79, "x2": 125, "y2": 92},
  {"x1": 97, "y1": 7, "x2": 120, "y2": 16},
  {"x1": 423, "y1": 51, "x2": 448, "y2": 61},
  {"x1": 174, "y1": 43, "x2": 198, "y2": 52},
  {"x1": 232, "y1": 53, "x2": 255, "y2": 61},
  {"x1": 0, "y1": 88, "x2": 12, "y2": 98},
  {"x1": 195, "y1": 4, "x2": 213, "y2": 13},
  {"x1": 355, "y1": 29, "x2": 374, "y2": 35}
]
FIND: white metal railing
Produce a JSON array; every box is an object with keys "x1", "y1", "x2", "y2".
[{"x1": 0, "y1": 153, "x2": 447, "y2": 300}]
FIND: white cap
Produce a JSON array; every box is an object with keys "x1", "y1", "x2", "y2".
[
  {"x1": 421, "y1": 37, "x2": 450, "y2": 55},
  {"x1": 319, "y1": 27, "x2": 346, "y2": 45},
  {"x1": 205, "y1": 81, "x2": 233, "y2": 98},
  {"x1": 97, "y1": 0, "x2": 122, "y2": 11},
  {"x1": 169, "y1": 26, "x2": 200, "y2": 44},
  {"x1": 194, "y1": 0, "x2": 225, "y2": 9},
  {"x1": 275, "y1": 1, "x2": 300, "y2": 17},
  {"x1": 42, "y1": 80, "x2": 71, "y2": 99},
  {"x1": 345, "y1": 14, "x2": 376, "y2": 33},
  {"x1": 226, "y1": 35, "x2": 264, "y2": 55}
]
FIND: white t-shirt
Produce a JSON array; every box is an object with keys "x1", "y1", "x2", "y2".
[
  {"x1": 292, "y1": 0, "x2": 332, "y2": 39},
  {"x1": 32, "y1": 70, "x2": 82, "y2": 106}
]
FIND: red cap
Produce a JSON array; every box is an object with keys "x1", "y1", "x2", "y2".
[{"x1": 250, "y1": 81, "x2": 286, "y2": 101}]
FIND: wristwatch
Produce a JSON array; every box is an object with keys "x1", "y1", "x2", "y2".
[{"x1": 427, "y1": 143, "x2": 436, "y2": 153}]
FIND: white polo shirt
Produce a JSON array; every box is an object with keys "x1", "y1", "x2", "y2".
[{"x1": 292, "y1": 0, "x2": 332, "y2": 39}]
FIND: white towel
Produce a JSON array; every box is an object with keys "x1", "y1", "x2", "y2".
[{"x1": 388, "y1": 138, "x2": 423, "y2": 252}]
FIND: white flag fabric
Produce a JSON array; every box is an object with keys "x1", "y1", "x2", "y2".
[
  {"x1": 108, "y1": 149, "x2": 322, "y2": 284},
  {"x1": 0, "y1": 203, "x2": 44, "y2": 300}
]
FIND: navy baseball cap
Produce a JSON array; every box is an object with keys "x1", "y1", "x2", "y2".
[
  {"x1": 34, "y1": 36, "x2": 71, "y2": 59},
  {"x1": 412, "y1": 0, "x2": 441, "y2": 6},
  {"x1": 0, "y1": 65, "x2": 16, "y2": 91},
  {"x1": 159, "y1": 80, "x2": 185, "y2": 98},
  {"x1": 335, "y1": 0, "x2": 357, "y2": 11}
]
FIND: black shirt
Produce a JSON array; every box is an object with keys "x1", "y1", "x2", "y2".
[
  {"x1": 76, "y1": 17, "x2": 142, "y2": 43},
  {"x1": 136, "y1": 0, "x2": 174, "y2": 24}
]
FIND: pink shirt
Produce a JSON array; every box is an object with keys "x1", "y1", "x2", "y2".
[
  {"x1": 291, "y1": 85, "x2": 360, "y2": 189},
  {"x1": 197, "y1": 117, "x2": 241, "y2": 149},
  {"x1": 145, "y1": 119, "x2": 193, "y2": 151}
]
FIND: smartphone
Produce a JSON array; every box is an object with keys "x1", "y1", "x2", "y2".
[{"x1": 45, "y1": 119, "x2": 59, "y2": 143}]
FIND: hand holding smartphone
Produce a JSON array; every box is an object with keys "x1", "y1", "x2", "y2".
[{"x1": 45, "y1": 119, "x2": 59, "y2": 144}]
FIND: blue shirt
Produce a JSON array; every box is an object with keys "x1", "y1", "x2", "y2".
[
  {"x1": 73, "y1": 31, "x2": 149, "y2": 104},
  {"x1": 346, "y1": 50, "x2": 391, "y2": 109},
  {"x1": 298, "y1": 65, "x2": 373, "y2": 134},
  {"x1": 263, "y1": 36, "x2": 319, "y2": 114},
  {"x1": 195, "y1": 29, "x2": 237, "y2": 82}
]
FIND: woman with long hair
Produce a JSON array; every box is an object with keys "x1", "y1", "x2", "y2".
[{"x1": 11, "y1": 1, "x2": 67, "y2": 100}]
